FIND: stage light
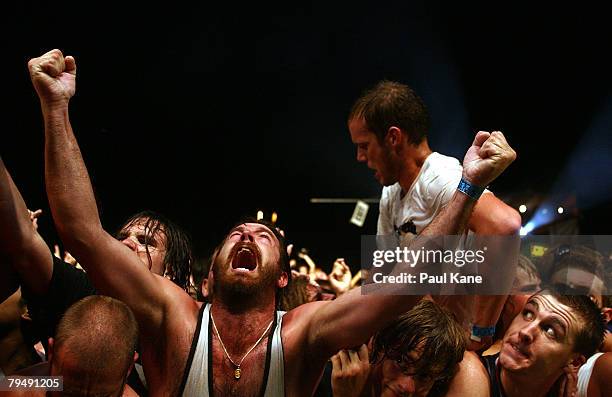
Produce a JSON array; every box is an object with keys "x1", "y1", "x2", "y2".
[
  {"x1": 520, "y1": 221, "x2": 535, "y2": 236},
  {"x1": 557, "y1": 206, "x2": 564, "y2": 214},
  {"x1": 257, "y1": 210, "x2": 263, "y2": 220},
  {"x1": 519, "y1": 204, "x2": 527, "y2": 213},
  {"x1": 271, "y1": 212, "x2": 278, "y2": 224}
]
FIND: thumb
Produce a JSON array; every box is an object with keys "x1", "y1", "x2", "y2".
[
  {"x1": 471, "y1": 131, "x2": 491, "y2": 148},
  {"x1": 64, "y1": 55, "x2": 77, "y2": 76}
]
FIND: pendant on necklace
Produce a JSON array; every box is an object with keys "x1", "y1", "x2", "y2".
[{"x1": 234, "y1": 367, "x2": 241, "y2": 380}]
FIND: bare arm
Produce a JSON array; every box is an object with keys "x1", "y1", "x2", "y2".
[
  {"x1": 305, "y1": 131, "x2": 517, "y2": 357},
  {"x1": 0, "y1": 157, "x2": 52, "y2": 297},
  {"x1": 469, "y1": 193, "x2": 521, "y2": 235},
  {"x1": 468, "y1": 192, "x2": 521, "y2": 349},
  {"x1": 28, "y1": 49, "x2": 173, "y2": 329}
]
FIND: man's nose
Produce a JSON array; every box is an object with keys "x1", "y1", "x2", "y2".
[
  {"x1": 396, "y1": 375, "x2": 416, "y2": 394},
  {"x1": 518, "y1": 322, "x2": 537, "y2": 344},
  {"x1": 122, "y1": 236, "x2": 138, "y2": 252},
  {"x1": 240, "y1": 231, "x2": 255, "y2": 242},
  {"x1": 357, "y1": 150, "x2": 366, "y2": 162}
]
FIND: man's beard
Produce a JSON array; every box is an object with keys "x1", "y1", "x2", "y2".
[{"x1": 212, "y1": 250, "x2": 279, "y2": 305}]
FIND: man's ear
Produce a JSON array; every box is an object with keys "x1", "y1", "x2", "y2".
[
  {"x1": 47, "y1": 337, "x2": 54, "y2": 363},
  {"x1": 386, "y1": 126, "x2": 402, "y2": 148},
  {"x1": 568, "y1": 354, "x2": 586, "y2": 369},
  {"x1": 602, "y1": 307, "x2": 612, "y2": 323},
  {"x1": 277, "y1": 271, "x2": 288, "y2": 289},
  {"x1": 126, "y1": 351, "x2": 139, "y2": 376}
]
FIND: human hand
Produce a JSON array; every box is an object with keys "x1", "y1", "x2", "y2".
[
  {"x1": 329, "y1": 258, "x2": 352, "y2": 296},
  {"x1": 331, "y1": 344, "x2": 370, "y2": 397},
  {"x1": 28, "y1": 49, "x2": 76, "y2": 107},
  {"x1": 462, "y1": 131, "x2": 516, "y2": 187},
  {"x1": 557, "y1": 364, "x2": 578, "y2": 397},
  {"x1": 28, "y1": 209, "x2": 43, "y2": 231}
]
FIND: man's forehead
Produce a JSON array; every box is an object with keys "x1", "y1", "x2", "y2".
[
  {"x1": 528, "y1": 295, "x2": 579, "y2": 330},
  {"x1": 229, "y1": 223, "x2": 277, "y2": 237},
  {"x1": 121, "y1": 219, "x2": 165, "y2": 238}
]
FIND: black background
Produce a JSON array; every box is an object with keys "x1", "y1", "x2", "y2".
[{"x1": 3, "y1": 2, "x2": 611, "y2": 271}]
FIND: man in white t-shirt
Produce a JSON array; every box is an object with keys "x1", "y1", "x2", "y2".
[{"x1": 348, "y1": 80, "x2": 522, "y2": 349}]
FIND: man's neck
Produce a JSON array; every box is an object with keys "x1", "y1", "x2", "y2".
[
  {"x1": 397, "y1": 141, "x2": 432, "y2": 193},
  {"x1": 500, "y1": 367, "x2": 557, "y2": 397},
  {"x1": 210, "y1": 296, "x2": 277, "y2": 355}
]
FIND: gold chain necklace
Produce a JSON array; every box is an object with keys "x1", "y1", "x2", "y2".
[{"x1": 210, "y1": 311, "x2": 274, "y2": 380}]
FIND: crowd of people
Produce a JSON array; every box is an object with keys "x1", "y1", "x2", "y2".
[{"x1": 0, "y1": 49, "x2": 610, "y2": 397}]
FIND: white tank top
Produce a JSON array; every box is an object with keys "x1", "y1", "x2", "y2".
[
  {"x1": 180, "y1": 304, "x2": 286, "y2": 396},
  {"x1": 576, "y1": 352, "x2": 604, "y2": 397}
]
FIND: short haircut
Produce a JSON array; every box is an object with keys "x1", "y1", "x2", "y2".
[
  {"x1": 348, "y1": 80, "x2": 430, "y2": 144},
  {"x1": 53, "y1": 296, "x2": 138, "y2": 390},
  {"x1": 538, "y1": 291, "x2": 606, "y2": 358},
  {"x1": 518, "y1": 254, "x2": 540, "y2": 282},
  {"x1": 542, "y1": 244, "x2": 605, "y2": 284},
  {"x1": 117, "y1": 210, "x2": 193, "y2": 292},
  {"x1": 371, "y1": 300, "x2": 466, "y2": 397}
]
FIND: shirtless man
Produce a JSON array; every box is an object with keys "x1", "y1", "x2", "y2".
[{"x1": 28, "y1": 49, "x2": 517, "y2": 396}]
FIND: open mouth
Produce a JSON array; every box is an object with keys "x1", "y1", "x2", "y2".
[
  {"x1": 231, "y1": 244, "x2": 259, "y2": 271},
  {"x1": 508, "y1": 342, "x2": 530, "y2": 359}
]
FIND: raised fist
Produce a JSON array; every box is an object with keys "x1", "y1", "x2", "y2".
[
  {"x1": 28, "y1": 49, "x2": 76, "y2": 106},
  {"x1": 462, "y1": 130, "x2": 516, "y2": 187}
]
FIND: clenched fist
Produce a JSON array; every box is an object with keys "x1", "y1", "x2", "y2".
[
  {"x1": 462, "y1": 130, "x2": 516, "y2": 188},
  {"x1": 28, "y1": 49, "x2": 76, "y2": 106}
]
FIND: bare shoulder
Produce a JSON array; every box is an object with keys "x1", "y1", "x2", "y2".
[
  {"x1": 282, "y1": 301, "x2": 335, "y2": 396},
  {"x1": 158, "y1": 276, "x2": 202, "y2": 333},
  {"x1": 445, "y1": 351, "x2": 490, "y2": 397},
  {"x1": 591, "y1": 352, "x2": 612, "y2": 391},
  {"x1": 282, "y1": 300, "x2": 331, "y2": 345}
]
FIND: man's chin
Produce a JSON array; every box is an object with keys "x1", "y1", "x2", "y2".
[
  {"x1": 216, "y1": 279, "x2": 259, "y2": 300},
  {"x1": 499, "y1": 344, "x2": 530, "y2": 372}
]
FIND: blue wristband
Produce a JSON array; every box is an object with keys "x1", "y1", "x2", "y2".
[
  {"x1": 471, "y1": 324, "x2": 496, "y2": 337},
  {"x1": 457, "y1": 178, "x2": 485, "y2": 200}
]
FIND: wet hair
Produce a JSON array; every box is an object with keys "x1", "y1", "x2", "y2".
[
  {"x1": 537, "y1": 291, "x2": 606, "y2": 358},
  {"x1": 117, "y1": 210, "x2": 193, "y2": 292},
  {"x1": 52, "y1": 296, "x2": 138, "y2": 395},
  {"x1": 371, "y1": 300, "x2": 466, "y2": 397},
  {"x1": 348, "y1": 80, "x2": 430, "y2": 144}
]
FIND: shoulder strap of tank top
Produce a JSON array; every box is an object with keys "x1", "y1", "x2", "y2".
[{"x1": 178, "y1": 303, "x2": 208, "y2": 396}]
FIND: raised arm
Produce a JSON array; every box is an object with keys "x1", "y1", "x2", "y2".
[
  {"x1": 304, "y1": 130, "x2": 517, "y2": 357},
  {"x1": 28, "y1": 49, "x2": 174, "y2": 328},
  {"x1": 467, "y1": 156, "x2": 522, "y2": 350},
  {"x1": 0, "y1": 156, "x2": 52, "y2": 298}
]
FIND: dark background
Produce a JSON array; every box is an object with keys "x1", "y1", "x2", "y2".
[{"x1": 3, "y1": 2, "x2": 611, "y2": 272}]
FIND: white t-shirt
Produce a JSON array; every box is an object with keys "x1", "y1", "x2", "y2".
[
  {"x1": 378, "y1": 152, "x2": 469, "y2": 238},
  {"x1": 376, "y1": 152, "x2": 490, "y2": 328}
]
